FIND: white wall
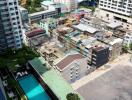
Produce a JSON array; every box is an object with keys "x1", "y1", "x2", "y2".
[{"x1": 61, "y1": 58, "x2": 88, "y2": 83}]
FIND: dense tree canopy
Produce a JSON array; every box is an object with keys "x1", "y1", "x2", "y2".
[{"x1": 66, "y1": 93, "x2": 80, "y2": 100}]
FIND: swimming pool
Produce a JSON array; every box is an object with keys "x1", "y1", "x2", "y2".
[{"x1": 18, "y1": 74, "x2": 50, "y2": 100}]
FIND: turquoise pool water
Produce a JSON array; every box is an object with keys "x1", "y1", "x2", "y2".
[{"x1": 18, "y1": 74, "x2": 50, "y2": 100}]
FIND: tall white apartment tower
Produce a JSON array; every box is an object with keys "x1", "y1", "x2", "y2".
[
  {"x1": 53, "y1": 0, "x2": 78, "y2": 12},
  {"x1": 0, "y1": 0, "x2": 23, "y2": 52},
  {"x1": 99, "y1": 0, "x2": 132, "y2": 16},
  {"x1": 96, "y1": 0, "x2": 132, "y2": 30}
]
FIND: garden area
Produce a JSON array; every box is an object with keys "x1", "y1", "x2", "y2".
[
  {"x1": 20, "y1": 0, "x2": 44, "y2": 13},
  {"x1": 122, "y1": 43, "x2": 132, "y2": 53},
  {"x1": 78, "y1": 0, "x2": 99, "y2": 12},
  {"x1": 0, "y1": 45, "x2": 40, "y2": 72}
]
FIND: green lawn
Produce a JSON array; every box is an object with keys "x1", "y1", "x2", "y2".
[{"x1": 22, "y1": 0, "x2": 44, "y2": 14}]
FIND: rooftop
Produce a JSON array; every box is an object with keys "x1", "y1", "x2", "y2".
[
  {"x1": 19, "y1": 6, "x2": 27, "y2": 11},
  {"x1": 29, "y1": 9, "x2": 55, "y2": 17},
  {"x1": 40, "y1": 18, "x2": 57, "y2": 23},
  {"x1": 73, "y1": 23, "x2": 98, "y2": 34},
  {"x1": 107, "y1": 22, "x2": 122, "y2": 29},
  {"x1": 56, "y1": 54, "x2": 84, "y2": 71},
  {"x1": 41, "y1": 1, "x2": 55, "y2": 6},
  {"x1": 26, "y1": 28, "x2": 45, "y2": 38},
  {"x1": 95, "y1": 31, "x2": 123, "y2": 45},
  {"x1": 29, "y1": 57, "x2": 83, "y2": 100}
]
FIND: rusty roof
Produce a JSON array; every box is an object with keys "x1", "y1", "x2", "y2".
[{"x1": 56, "y1": 54, "x2": 84, "y2": 71}]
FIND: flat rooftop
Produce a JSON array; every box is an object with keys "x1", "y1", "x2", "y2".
[
  {"x1": 40, "y1": 18, "x2": 56, "y2": 23},
  {"x1": 73, "y1": 23, "x2": 98, "y2": 34},
  {"x1": 41, "y1": 1, "x2": 55, "y2": 6},
  {"x1": 29, "y1": 9, "x2": 55, "y2": 17},
  {"x1": 77, "y1": 65, "x2": 132, "y2": 100},
  {"x1": 29, "y1": 57, "x2": 83, "y2": 100}
]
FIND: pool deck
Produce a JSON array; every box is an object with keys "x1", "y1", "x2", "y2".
[
  {"x1": 18, "y1": 74, "x2": 50, "y2": 100},
  {"x1": 29, "y1": 57, "x2": 84, "y2": 100}
]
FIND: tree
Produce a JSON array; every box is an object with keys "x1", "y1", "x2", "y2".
[
  {"x1": 26, "y1": 0, "x2": 31, "y2": 6},
  {"x1": 0, "y1": 58, "x2": 6, "y2": 69},
  {"x1": 130, "y1": 43, "x2": 132, "y2": 50},
  {"x1": 34, "y1": 0, "x2": 42, "y2": 7},
  {"x1": 122, "y1": 44, "x2": 129, "y2": 53},
  {"x1": 66, "y1": 93, "x2": 80, "y2": 100}
]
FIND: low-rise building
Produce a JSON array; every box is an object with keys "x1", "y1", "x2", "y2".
[
  {"x1": 39, "y1": 18, "x2": 58, "y2": 36},
  {"x1": 72, "y1": 23, "x2": 99, "y2": 35},
  {"x1": 95, "y1": 31, "x2": 123, "y2": 61},
  {"x1": 41, "y1": 1, "x2": 65, "y2": 13},
  {"x1": 123, "y1": 32, "x2": 132, "y2": 47},
  {"x1": 25, "y1": 28, "x2": 49, "y2": 48},
  {"x1": 91, "y1": 46, "x2": 109, "y2": 68},
  {"x1": 29, "y1": 9, "x2": 58, "y2": 23},
  {"x1": 55, "y1": 54, "x2": 88, "y2": 83}
]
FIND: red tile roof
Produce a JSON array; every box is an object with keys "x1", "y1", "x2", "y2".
[
  {"x1": 56, "y1": 54, "x2": 84, "y2": 71},
  {"x1": 26, "y1": 29, "x2": 45, "y2": 38}
]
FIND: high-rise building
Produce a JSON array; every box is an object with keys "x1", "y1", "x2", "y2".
[
  {"x1": 0, "y1": 0, "x2": 23, "y2": 53},
  {"x1": 53, "y1": 0, "x2": 78, "y2": 12},
  {"x1": 99, "y1": 0, "x2": 132, "y2": 16},
  {"x1": 96, "y1": 0, "x2": 132, "y2": 30},
  {"x1": 19, "y1": 6, "x2": 29, "y2": 25}
]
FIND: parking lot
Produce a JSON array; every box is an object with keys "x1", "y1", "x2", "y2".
[{"x1": 77, "y1": 65, "x2": 132, "y2": 100}]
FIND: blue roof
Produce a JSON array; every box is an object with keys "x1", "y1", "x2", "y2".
[{"x1": 0, "y1": 88, "x2": 5, "y2": 100}]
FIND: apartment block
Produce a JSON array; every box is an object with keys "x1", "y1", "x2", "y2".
[
  {"x1": 96, "y1": 0, "x2": 132, "y2": 30},
  {"x1": 99, "y1": 0, "x2": 132, "y2": 16},
  {"x1": 55, "y1": 54, "x2": 88, "y2": 83},
  {"x1": 0, "y1": 0, "x2": 23, "y2": 53},
  {"x1": 29, "y1": 9, "x2": 58, "y2": 23},
  {"x1": 123, "y1": 32, "x2": 132, "y2": 47},
  {"x1": 39, "y1": 18, "x2": 58, "y2": 36},
  {"x1": 25, "y1": 28, "x2": 47, "y2": 47},
  {"x1": 95, "y1": 31, "x2": 123, "y2": 61},
  {"x1": 91, "y1": 46, "x2": 109, "y2": 68}
]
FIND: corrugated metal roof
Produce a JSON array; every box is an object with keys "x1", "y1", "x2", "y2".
[
  {"x1": 73, "y1": 23, "x2": 98, "y2": 34},
  {"x1": 56, "y1": 54, "x2": 84, "y2": 71}
]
